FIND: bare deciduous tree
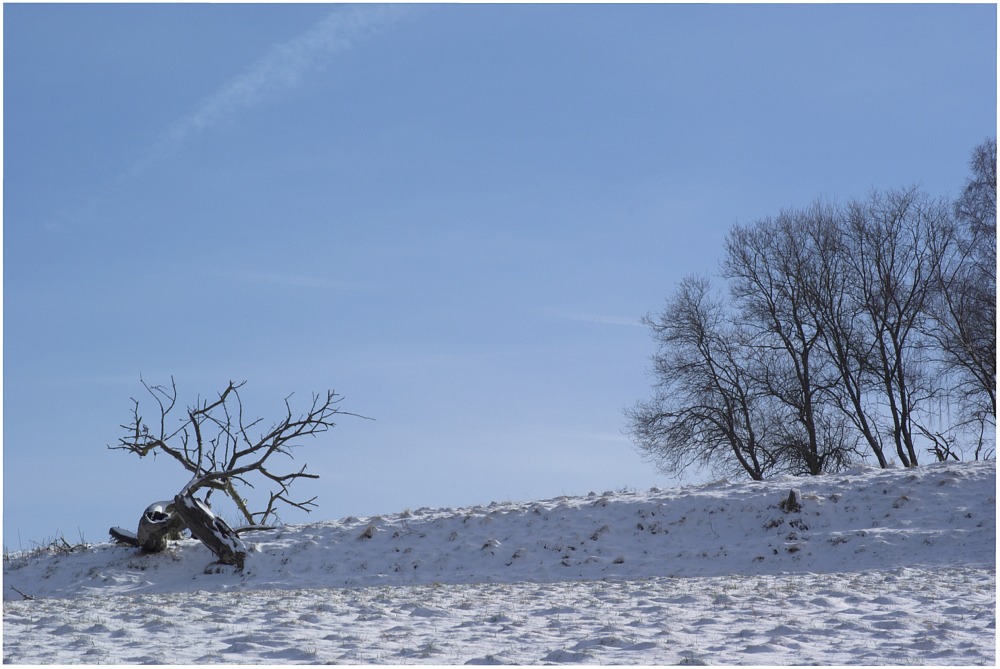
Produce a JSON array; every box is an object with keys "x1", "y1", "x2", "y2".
[
  {"x1": 926, "y1": 138, "x2": 997, "y2": 447},
  {"x1": 955, "y1": 138, "x2": 997, "y2": 252},
  {"x1": 626, "y1": 276, "x2": 776, "y2": 481},
  {"x1": 843, "y1": 188, "x2": 952, "y2": 467},
  {"x1": 724, "y1": 208, "x2": 857, "y2": 475},
  {"x1": 109, "y1": 378, "x2": 361, "y2": 569},
  {"x1": 797, "y1": 204, "x2": 891, "y2": 468}
]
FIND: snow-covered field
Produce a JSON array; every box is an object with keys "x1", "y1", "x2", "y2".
[{"x1": 4, "y1": 460, "x2": 995, "y2": 664}]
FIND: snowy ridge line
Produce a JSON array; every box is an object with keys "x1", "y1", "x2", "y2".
[{"x1": 4, "y1": 459, "x2": 994, "y2": 601}]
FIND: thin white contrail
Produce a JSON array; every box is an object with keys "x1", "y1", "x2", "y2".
[
  {"x1": 39, "y1": 5, "x2": 408, "y2": 231},
  {"x1": 107, "y1": 4, "x2": 406, "y2": 187},
  {"x1": 169, "y1": 5, "x2": 407, "y2": 142}
]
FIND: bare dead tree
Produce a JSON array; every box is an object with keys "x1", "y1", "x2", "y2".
[{"x1": 108, "y1": 378, "x2": 363, "y2": 569}]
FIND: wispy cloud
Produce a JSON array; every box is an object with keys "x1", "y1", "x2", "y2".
[
  {"x1": 211, "y1": 268, "x2": 366, "y2": 292},
  {"x1": 169, "y1": 5, "x2": 408, "y2": 142},
  {"x1": 542, "y1": 308, "x2": 644, "y2": 328},
  {"x1": 42, "y1": 7, "x2": 403, "y2": 233},
  {"x1": 536, "y1": 428, "x2": 632, "y2": 445}
]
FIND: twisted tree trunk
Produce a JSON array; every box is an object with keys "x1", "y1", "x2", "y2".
[
  {"x1": 109, "y1": 495, "x2": 247, "y2": 571},
  {"x1": 172, "y1": 494, "x2": 247, "y2": 570}
]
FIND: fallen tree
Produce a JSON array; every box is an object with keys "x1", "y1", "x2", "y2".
[{"x1": 108, "y1": 378, "x2": 361, "y2": 570}]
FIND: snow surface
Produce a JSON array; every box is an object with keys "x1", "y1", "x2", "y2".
[{"x1": 4, "y1": 460, "x2": 995, "y2": 664}]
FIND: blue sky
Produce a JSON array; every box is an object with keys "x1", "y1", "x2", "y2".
[{"x1": 4, "y1": 3, "x2": 996, "y2": 548}]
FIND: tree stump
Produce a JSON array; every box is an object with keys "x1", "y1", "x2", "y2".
[
  {"x1": 779, "y1": 489, "x2": 803, "y2": 514},
  {"x1": 136, "y1": 501, "x2": 186, "y2": 552}
]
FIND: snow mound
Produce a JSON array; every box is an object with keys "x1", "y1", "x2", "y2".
[{"x1": 5, "y1": 460, "x2": 993, "y2": 601}]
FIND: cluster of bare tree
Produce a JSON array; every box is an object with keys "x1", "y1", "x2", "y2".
[{"x1": 628, "y1": 139, "x2": 996, "y2": 481}]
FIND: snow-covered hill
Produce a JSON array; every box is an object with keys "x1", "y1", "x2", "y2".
[{"x1": 4, "y1": 460, "x2": 995, "y2": 664}]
